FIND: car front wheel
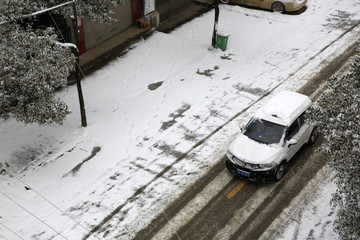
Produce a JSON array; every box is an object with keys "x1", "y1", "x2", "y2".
[
  {"x1": 271, "y1": 2, "x2": 285, "y2": 13},
  {"x1": 274, "y1": 162, "x2": 286, "y2": 181}
]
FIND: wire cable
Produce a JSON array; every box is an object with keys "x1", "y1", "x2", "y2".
[
  {"x1": 1, "y1": 166, "x2": 101, "y2": 240},
  {"x1": 0, "y1": 222, "x2": 24, "y2": 240},
  {"x1": 0, "y1": 189, "x2": 68, "y2": 239},
  {"x1": 162, "y1": 210, "x2": 182, "y2": 240},
  {"x1": 0, "y1": 233, "x2": 9, "y2": 240}
]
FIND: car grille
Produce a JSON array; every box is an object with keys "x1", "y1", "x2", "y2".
[{"x1": 230, "y1": 156, "x2": 261, "y2": 170}]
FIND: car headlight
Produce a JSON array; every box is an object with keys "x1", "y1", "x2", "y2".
[
  {"x1": 226, "y1": 150, "x2": 233, "y2": 160},
  {"x1": 258, "y1": 162, "x2": 276, "y2": 170}
]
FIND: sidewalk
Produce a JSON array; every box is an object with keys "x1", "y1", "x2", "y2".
[{"x1": 78, "y1": 1, "x2": 212, "y2": 77}]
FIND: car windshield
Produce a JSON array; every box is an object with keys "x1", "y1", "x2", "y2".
[{"x1": 244, "y1": 118, "x2": 286, "y2": 144}]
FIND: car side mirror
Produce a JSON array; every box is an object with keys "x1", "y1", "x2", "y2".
[
  {"x1": 288, "y1": 139, "x2": 297, "y2": 147},
  {"x1": 240, "y1": 124, "x2": 244, "y2": 131}
]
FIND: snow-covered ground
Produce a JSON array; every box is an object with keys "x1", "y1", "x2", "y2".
[{"x1": 1, "y1": 0, "x2": 360, "y2": 239}]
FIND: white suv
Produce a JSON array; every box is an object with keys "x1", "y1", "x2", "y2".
[{"x1": 225, "y1": 91, "x2": 318, "y2": 181}]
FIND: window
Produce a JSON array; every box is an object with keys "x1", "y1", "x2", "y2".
[
  {"x1": 286, "y1": 120, "x2": 300, "y2": 141},
  {"x1": 298, "y1": 113, "x2": 306, "y2": 127},
  {"x1": 244, "y1": 118, "x2": 286, "y2": 144}
]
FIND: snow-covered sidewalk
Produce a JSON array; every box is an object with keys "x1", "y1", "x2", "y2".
[{"x1": 1, "y1": 0, "x2": 360, "y2": 239}]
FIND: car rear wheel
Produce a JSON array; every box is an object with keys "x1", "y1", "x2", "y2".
[
  {"x1": 308, "y1": 127, "x2": 318, "y2": 145},
  {"x1": 271, "y1": 2, "x2": 285, "y2": 13},
  {"x1": 220, "y1": 0, "x2": 231, "y2": 4},
  {"x1": 274, "y1": 162, "x2": 286, "y2": 181}
]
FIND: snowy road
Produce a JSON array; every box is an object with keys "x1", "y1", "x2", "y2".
[
  {"x1": 1, "y1": 0, "x2": 360, "y2": 239},
  {"x1": 139, "y1": 139, "x2": 328, "y2": 240}
]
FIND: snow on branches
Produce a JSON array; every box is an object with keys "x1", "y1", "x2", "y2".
[
  {"x1": 308, "y1": 44, "x2": 360, "y2": 240},
  {"x1": 0, "y1": 0, "x2": 123, "y2": 125},
  {"x1": 0, "y1": 24, "x2": 73, "y2": 125},
  {"x1": 0, "y1": 0, "x2": 125, "y2": 23}
]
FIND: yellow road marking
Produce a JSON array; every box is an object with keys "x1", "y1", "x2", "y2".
[{"x1": 227, "y1": 181, "x2": 247, "y2": 199}]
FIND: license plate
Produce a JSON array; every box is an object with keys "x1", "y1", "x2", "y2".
[{"x1": 236, "y1": 169, "x2": 250, "y2": 178}]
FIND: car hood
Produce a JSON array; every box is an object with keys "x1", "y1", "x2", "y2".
[{"x1": 229, "y1": 134, "x2": 281, "y2": 164}]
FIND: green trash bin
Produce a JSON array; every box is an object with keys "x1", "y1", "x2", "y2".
[{"x1": 216, "y1": 33, "x2": 229, "y2": 51}]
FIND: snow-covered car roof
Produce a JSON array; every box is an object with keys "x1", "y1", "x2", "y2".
[{"x1": 255, "y1": 91, "x2": 312, "y2": 126}]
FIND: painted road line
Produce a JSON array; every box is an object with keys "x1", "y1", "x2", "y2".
[
  {"x1": 153, "y1": 169, "x2": 233, "y2": 240},
  {"x1": 213, "y1": 182, "x2": 279, "y2": 240},
  {"x1": 227, "y1": 181, "x2": 247, "y2": 199}
]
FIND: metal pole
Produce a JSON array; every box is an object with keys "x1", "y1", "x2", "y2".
[
  {"x1": 212, "y1": 0, "x2": 220, "y2": 48},
  {"x1": 72, "y1": 1, "x2": 87, "y2": 127}
]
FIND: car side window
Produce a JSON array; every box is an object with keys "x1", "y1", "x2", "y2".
[
  {"x1": 286, "y1": 120, "x2": 300, "y2": 141},
  {"x1": 298, "y1": 113, "x2": 306, "y2": 127}
]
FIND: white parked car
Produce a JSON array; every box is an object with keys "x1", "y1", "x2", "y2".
[{"x1": 225, "y1": 91, "x2": 318, "y2": 181}]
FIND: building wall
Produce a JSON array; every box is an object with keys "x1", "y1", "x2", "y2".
[
  {"x1": 81, "y1": 0, "x2": 193, "y2": 51},
  {"x1": 82, "y1": 0, "x2": 132, "y2": 51},
  {"x1": 156, "y1": 0, "x2": 192, "y2": 21}
]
